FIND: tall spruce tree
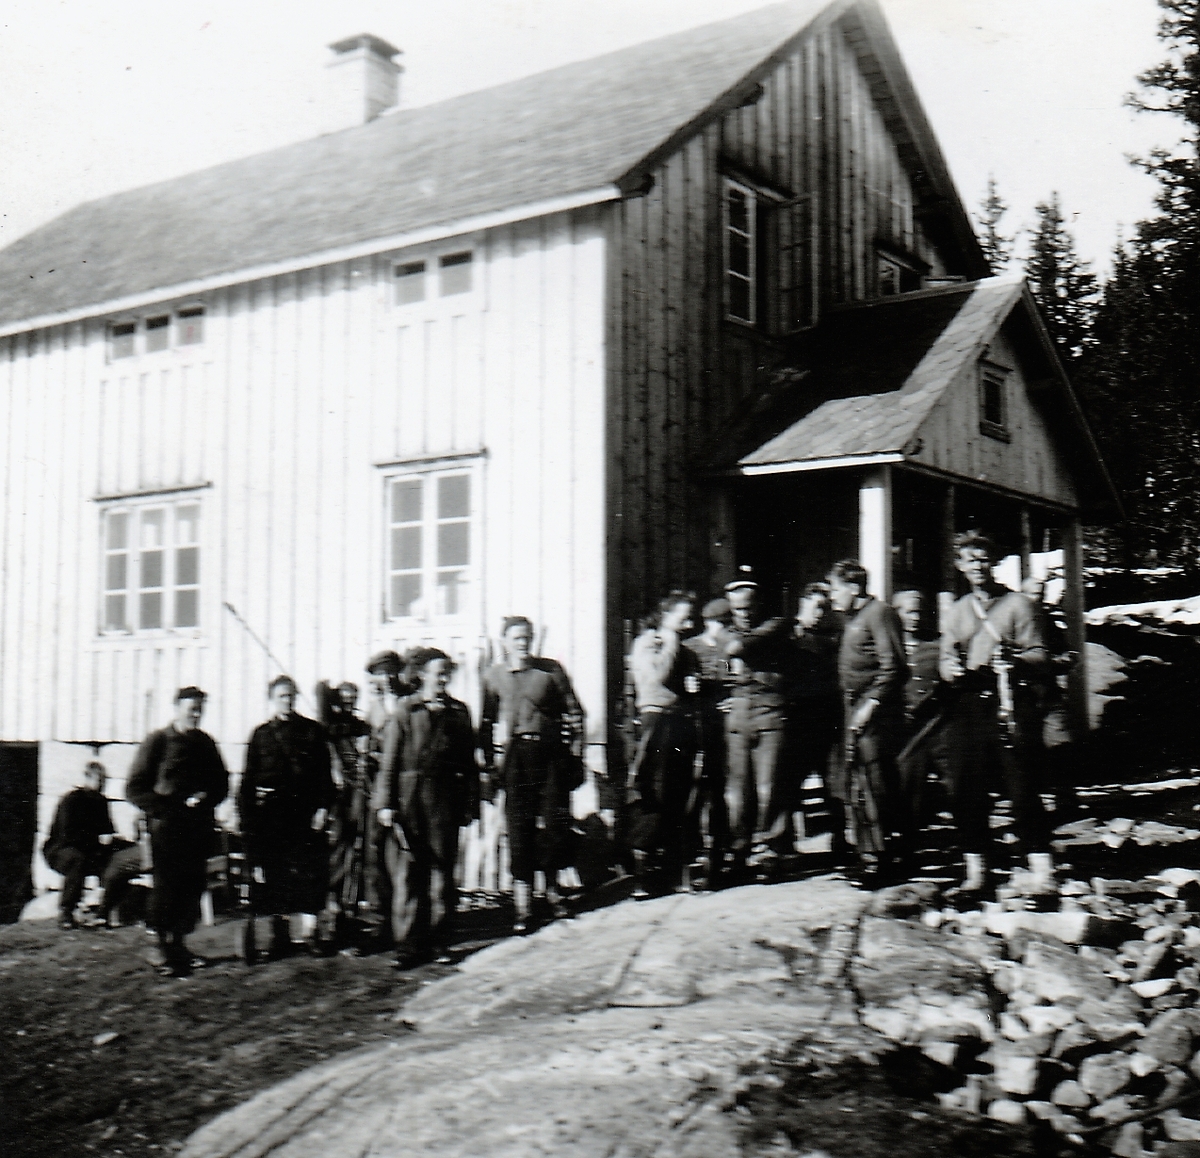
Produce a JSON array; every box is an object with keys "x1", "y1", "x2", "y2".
[
  {"x1": 1025, "y1": 193, "x2": 1097, "y2": 363},
  {"x1": 1076, "y1": 0, "x2": 1200, "y2": 569},
  {"x1": 975, "y1": 175, "x2": 1014, "y2": 271}
]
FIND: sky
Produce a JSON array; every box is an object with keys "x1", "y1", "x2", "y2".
[{"x1": 0, "y1": 0, "x2": 1175, "y2": 276}]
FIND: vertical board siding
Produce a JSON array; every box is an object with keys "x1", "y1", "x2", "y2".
[
  {"x1": 610, "y1": 18, "x2": 942, "y2": 646},
  {"x1": 0, "y1": 208, "x2": 607, "y2": 752}
]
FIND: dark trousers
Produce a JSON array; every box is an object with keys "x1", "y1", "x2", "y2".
[
  {"x1": 505, "y1": 738, "x2": 572, "y2": 885},
  {"x1": 691, "y1": 710, "x2": 728, "y2": 861},
  {"x1": 942, "y1": 688, "x2": 1050, "y2": 855},
  {"x1": 100, "y1": 844, "x2": 145, "y2": 920},
  {"x1": 329, "y1": 783, "x2": 388, "y2": 925},
  {"x1": 845, "y1": 707, "x2": 905, "y2": 860},
  {"x1": 725, "y1": 719, "x2": 785, "y2": 853},
  {"x1": 628, "y1": 709, "x2": 697, "y2": 880},
  {"x1": 44, "y1": 846, "x2": 111, "y2": 919},
  {"x1": 148, "y1": 820, "x2": 211, "y2": 937}
]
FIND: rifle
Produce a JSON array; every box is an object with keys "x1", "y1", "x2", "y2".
[{"x1": 969, "y1": 595, "x2": 1017, "y2": 746}]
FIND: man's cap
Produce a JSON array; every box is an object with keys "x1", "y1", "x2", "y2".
[
  {"x1": 725, "y1": 565, "x2": 757, "y2": 594},
  {"x1": 701, "y1": 597, "x2": 731, "y2": 621},
  {"x1": 175, "y1": 686, "x2": 207, "y2": 702},
  {"x1": 365, "y1": 649, "x2": 403, "y2": 676}
]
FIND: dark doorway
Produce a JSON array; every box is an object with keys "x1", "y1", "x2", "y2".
[
  {"x1": 734, "y1": 470, "x2": 859, "y2": 619},
  {"x1": 0, "y1": 743, "x2": 38, "y2": 923}
]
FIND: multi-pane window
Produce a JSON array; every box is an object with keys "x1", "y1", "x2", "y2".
[
  {"x1": 101, "y1": 501, "x2": 201, "y2": 632},
  {"x1": 393, "y1": 250, "x2": 474, "y2": 306},
  {"x1": 107, "y1": 306, "x2": 205, "y2": 360},
  {"x1": 386, "y1": 470, "x2": 474, "y2": 619},
  {"x1": 725, "y1": 181, "x2": 757, "y2": 324}
]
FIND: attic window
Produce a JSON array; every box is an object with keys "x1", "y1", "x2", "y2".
[
  {"x1": 110, "y1": 322, "x2": 136, "y2": 360},
  {"x1": 146, "y1": 315, "x2": 170, "y2": 353},
  {"x1": 979, "y1": 362, "x2": 1011, "y2": 442},
  {"x1": 439, "y1": 251, "x2": 473, "y2": 296},
  {"x1": 394, "y1": 260, "x2": 426, "y2": 306},
  {"x1": 177, "y1": 306, "x2": 204, "y2": 346}
]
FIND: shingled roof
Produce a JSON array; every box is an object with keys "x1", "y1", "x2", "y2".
[
  {"x1": 740, "y1": 277, "x2": 1026, "y2": 469},
  {"x1": 731, "y1": 275, "x2": 1118, "y2": 512},
  {"x1": 0, "y1": 0, "x2": 839, "y2": 331}
]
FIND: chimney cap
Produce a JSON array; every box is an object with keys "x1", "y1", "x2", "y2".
[{"x1": 328, "y1": 33, "x2": 400, "y2": 60}]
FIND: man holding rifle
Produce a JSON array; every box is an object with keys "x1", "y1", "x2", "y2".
[{"x1": 940, "y1": 531, "x2": 1052, "y2": 895}]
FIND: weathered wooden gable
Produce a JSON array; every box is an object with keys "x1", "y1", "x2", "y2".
[{"x1": 910, "y1": 325, "x2": 1079, "y2": 510}]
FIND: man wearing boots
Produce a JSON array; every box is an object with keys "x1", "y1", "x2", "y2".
[
  {"x1": 126, "y1": 688, "x2": 228, "y2": 976},
  {"x1": 481, "y1": 617, "x2": 584, "y2": 932},
  {"x1": 940, "y1": 531, "x2": 1052, "y2": 894},
  {"x1": 375, "y1": 648, "x2": 478, "y2": 967},
  {"x1": 240, "y1": 676, "x2": 336, "y2": 959},
  {"x1": 828, "y1": 560, "x2": 908, "y2": 883}
]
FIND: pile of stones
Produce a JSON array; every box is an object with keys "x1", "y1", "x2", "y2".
[{"x1": 896, "y1": 868, "x2": 1200, "y2": 1156}]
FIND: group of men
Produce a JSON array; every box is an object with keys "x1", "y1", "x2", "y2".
[
  {"x1": 45, "y1": 619, "x2": 584, "y2": 976},
  {"x1": 44, "y1": 527, "x2": 1071, "y2": 975},
  {"x1": 624, "y1": 529, "x2": 1071, "y2": 893}
]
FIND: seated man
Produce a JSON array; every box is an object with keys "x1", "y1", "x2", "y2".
[{"x1": 43, "y1": 760, "x2": 116, "y2": 929}]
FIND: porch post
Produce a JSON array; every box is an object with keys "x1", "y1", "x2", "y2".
[
  {"x1": 858, "y1": 466, "x2": 893, "y2": 599},
  {"x1": 938, "y1": 482, "x2": 957, "y2": 630},
  {"x1": 1020, "y1": 505, "x2": 1033, "y2": 579},
  {"x1": 1061, "y1": 515, "x2": 1089, "y2": 742}
]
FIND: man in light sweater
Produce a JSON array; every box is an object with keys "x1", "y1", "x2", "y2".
[{"x1": 627, "y1": 590, "x2": 699, "y2": 897}]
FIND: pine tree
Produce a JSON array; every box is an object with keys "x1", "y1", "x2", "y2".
[
  {"x1": 1025, "y1": 193, "x2": 1097, "y2": 362},
  {"x1": 1075, "y1": 0, "x2": 1200, "y2": 569},
  {"x1": 975, "y1": 175, "x2": 1013, "y2": 271}
]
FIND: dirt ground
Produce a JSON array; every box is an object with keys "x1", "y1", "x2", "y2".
[{"x1": 0, "y1": 910, "x2": 511, "y2": 1158}]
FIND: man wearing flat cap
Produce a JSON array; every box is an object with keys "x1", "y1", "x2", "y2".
[
  {"x1": 682, "y1": 598, "x2": 733, "y2": 885},
  {"x1": 126, "y1": 687, "x2": 228, "y2": 976},
  {"x1": 722, "y1": 571, "x2": 799, "y2": 876}
]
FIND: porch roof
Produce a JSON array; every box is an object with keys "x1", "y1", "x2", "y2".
[
  {"x1": 729, "y1": 274, "x2": 1119, "y2": 514},
  {"x1": 738, "y1": 277, "x2": 1023, "y2": 471}
]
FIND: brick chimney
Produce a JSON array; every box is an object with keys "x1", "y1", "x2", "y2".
[{"x1": 323, "y1": 34, "x2": 402, "y2": 132}]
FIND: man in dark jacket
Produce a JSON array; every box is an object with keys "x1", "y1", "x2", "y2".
[
  {"x1": 126, "y1": 687, "x2": 228, "y2": 975},
  {"x1": 940, "y1": 531, "x2": 1051, "y2": 892},
  {"x1": 892, "y1": 588, "x2": 946, "y2": 857},
  {"x1": 481, "y1": 617, "x2": 583, "y2": 928},
  {"x1": 43, "y1": 760, "x2": 116, "y2": 929},
  {"x1": 723, "y1": 575, "x2": 797, "y2": 872},
  {"x1": 239, "y1": 675, "x2": 335, "y2": 958},
  {"x1": 374, "y1": 648, "x2": 478, "y2": 966},
  {"x1": 828, "y1": 560, "x2": 908, "y2": 881}
]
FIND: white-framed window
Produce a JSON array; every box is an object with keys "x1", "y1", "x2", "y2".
[
  {"x1": 384, "y1": 466, "x2": 476, "y2": 620},
  {"x1": 101, "y1": 499, "x2": 201, "y2": 633},
  {"x1": 393, "y1": 248, "x2": 475, "y2": 308},
  {"x1": 106, "y1": 305, "x2": 206, "y2": 361},
  {"x1": 724, "y1": 180, "x2": 757, "y2": 325}
]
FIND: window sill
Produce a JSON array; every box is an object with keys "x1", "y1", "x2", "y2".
[
  {"x1": 94, "y1": 629, "x2": 204, "y2": 644},
  {"x1": 979, "y1": 420, "x2": 1011, "y2": 444}
]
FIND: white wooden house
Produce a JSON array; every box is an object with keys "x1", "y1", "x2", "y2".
[{"x1": 0, "y1": 0, "x2": 1115, "y2": 906}]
